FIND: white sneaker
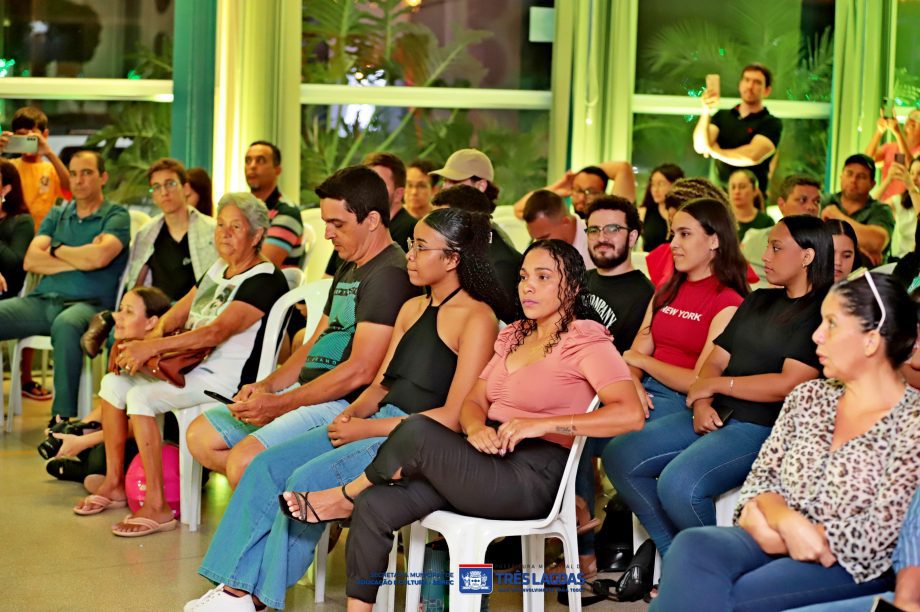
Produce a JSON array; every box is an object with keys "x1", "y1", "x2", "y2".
[{"x1": 184, "y1": 585, "x2": 257, "y2": 612}]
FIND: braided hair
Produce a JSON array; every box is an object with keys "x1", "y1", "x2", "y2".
[
  {"x1": 508, "y1": 239, "x2": 598, "y2": 356},
  {"x1": 422, "y1": 207, "x2": 517, "y2": 323}
]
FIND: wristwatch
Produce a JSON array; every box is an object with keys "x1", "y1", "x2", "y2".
[{"x1": 50, "y1": 241, "x2": 62, "y2": 258}]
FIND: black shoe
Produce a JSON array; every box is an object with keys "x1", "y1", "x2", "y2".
[
  {"x1": 614, "y1": 538, "x2": 656, "y2": 602},
  {"x1": 595, "y1": 496, "x2": 634, "y2": 572},
  {"x1": 46, "y1": 457, "x2": 88, "y2": 482}
]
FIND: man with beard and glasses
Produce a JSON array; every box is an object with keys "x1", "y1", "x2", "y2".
[{"x1": 584, "y1": 196, "x2": 655, "y2": 354}]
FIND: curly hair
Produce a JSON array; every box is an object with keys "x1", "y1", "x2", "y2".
[
  {"x1": 422, "y1": 208, "x2": 517, "y2": 323},
  {"x1": 508, "y1": 239, "x2": 597, "y2": 356}
]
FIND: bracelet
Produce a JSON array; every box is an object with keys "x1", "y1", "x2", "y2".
[{"x1": 729, "y1": 377, "x2": 735, "y2": 394}]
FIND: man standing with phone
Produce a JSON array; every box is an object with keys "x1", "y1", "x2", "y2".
[{"x1": 693, "y1": 64, "x2": 783, "y2": 194}]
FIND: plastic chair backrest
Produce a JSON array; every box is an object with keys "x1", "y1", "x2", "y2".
[
  {"x1": 531, "y1": 395, "x2": 600, "y2": 529},
  {"x1": 302, "y1": 208, "x2": 334, "y2": 282},
  {"x1": 128, "y1": 209, "x2": 152, "y2": 241}
]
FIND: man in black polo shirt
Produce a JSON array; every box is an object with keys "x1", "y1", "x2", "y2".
[{"x1": 693, "y1": 63, "x2": 782, "y2": 193}]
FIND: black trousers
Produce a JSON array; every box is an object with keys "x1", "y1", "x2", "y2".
[{"x1": 345, "y1": 414, "x2": 568, "y2": 602}]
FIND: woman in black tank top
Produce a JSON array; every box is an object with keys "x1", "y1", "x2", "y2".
[{"x1": 189, "y1": 208, "x2": 514, "y2": 611}]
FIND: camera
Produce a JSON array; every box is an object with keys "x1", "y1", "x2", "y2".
[{"x1": 37, "y1": 419, "x2": 101, "y2": 460}]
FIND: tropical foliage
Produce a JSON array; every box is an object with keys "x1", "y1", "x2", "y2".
[{"x1": 300, "y1": 0, "x2": 548, "y2": 206}]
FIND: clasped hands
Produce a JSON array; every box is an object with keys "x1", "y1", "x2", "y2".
[
  {"x1": 115, "y1": 339, "x2": 158, "y2": 375},
  {"x1": 739, "y1": 501, "x2": 837, "y2": 567},
  {"x1": 225, "y1": 381, "x2": 283, "y2": 427},
  {"x1": 327, "y1": 410, "x2": 369, "y2": 447},
  {"x1": 465, "y1": 418, "x2": 549, "y2": 456}
]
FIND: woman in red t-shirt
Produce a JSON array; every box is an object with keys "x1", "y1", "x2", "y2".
[{"x1": 624, "y1": 198, "x2": 749, "y2": 421}]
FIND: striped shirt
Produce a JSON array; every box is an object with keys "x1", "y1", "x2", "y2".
[
  {"x1": 894, "y1": 487, "x2": 920, "y2": 572},
  {"x1": 263, "y1": 188, "x2": 304, "y2": 269}
]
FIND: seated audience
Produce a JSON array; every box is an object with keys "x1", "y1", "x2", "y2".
[
  {"x1": 876, "y1": 157, "x2": 920, "y2": 258},
  {"x1": 0, "y1": 150, "x2": 129, "y2": 422},
  {"x1": 605, "y1": 216, "x2": 832, "y2": 579},
  {"x1": 276, "y1": 240, "x2": 646, "y2": 610},
  {"x1": 742, "y1": 174, "x2": 822, "y2": 280},
  {"x1": 185, "y1": 166, "x2": 214, "y2": 217},
  {"x1": 576, "y1": 195, "x2": 656, "y2": 574},
  {"x1": 186, "y1": 166, "x2": 418, "y2": 487},
  {"x1": 431, "y1": 184, "x2": 521, "y2": 307},
  {"x1": 46, "y1": 287, "x2": 170, "y2": 482},
  {"x1": 651, "y1": 273, "x2": 920, "y2": 611},
  {"x1": 523, "y1": 189, "x2": 594, "y2": 269},
  {"x1": 646, "y1": 177, "x2": 758, "y2": 287},
  {"x1": 405, "y1": 158, "x2": 439, "y2": 219},
  {"x1": 640, "y1": 163, "x2": 684, "y2": 251},
  {"x1": 245, "y1": 140, "x2": 305, "y2": 269},
  {"x1": 512, "y1": 161, "x2": 637, "y2": 219},
  {"x1": 186, "y1": 207, "x2": 511, "y2": 611},
  {"x1": 821, "y1": 153, "x2": 894, "y2": 265},
  {"x1": 788, "y1": 486, "x2": 920, "y2": 611},
  {"x1": 0, "y1": 159, "x2": 34, "y2": 299},
  {"x1": 625, "y1": 197, "x2": 748, "y2": 420},
  {"x1": 326, "y1": 151, "x2": 416, "y2": 275},
  {"x1": 729, "y1": 168, "x2": 774, "y2": 241},
  {"x1": 82, "y1": 158, "x2": 217, "y2": 357},
  {"x1": 72, "y1": 193, "x2": 289, "y2": 537},
  {"x1": 825, "y1": 219, "x2": 861, "y2": 283}
]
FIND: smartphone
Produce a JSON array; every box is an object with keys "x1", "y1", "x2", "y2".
[
  {"x1": 705, "y1": 73, "x2": 721, "y2": 98},
  {"x1": 204, "y1": 390, "x2": 235, "y2": 405},
  {"x1": 895, "y1": 152, "x2": 906, "y2": 165},
  {"x1": 871, "y1": 596, "x2": 904, "y2": 611},
  {"x1": 5, "y1": 134, "x2": 38, "y2": 154},
  {"x1": 715, "y1": 404, "x2": 734, "y2": 423},
  {"x1": 882, "y1": 96, "x2": 894, "y2": 118}
]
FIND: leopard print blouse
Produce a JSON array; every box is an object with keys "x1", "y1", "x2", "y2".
[{"x1": 735, "y1": 378, "x2": 920, "y2": 582}]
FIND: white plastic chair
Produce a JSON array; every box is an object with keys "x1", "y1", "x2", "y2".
[
  {"x1": 177, "y1": 280, "x2": 331, "y2": 531},
  {"x1": 6, "y1": 338, "x2": 93, "y2": 432},
  {"x1": 301, "y1": 208, "x2": 333, "y2": 282},
  {"x1": 308, "y1": 525, "x2": 397, "y2": 610},
  {"x1": 631, "y1": 486, "x2": 742, "y2": 583},
  {"x1": 128, "y1": 209, "x2": 152, "y2": 237},
  {"x1": 404, "y1": 396, "x2": 602, "y2": 612},
  {"x1": 492, "y1": 206, "x2": 532, "y2": 252}
]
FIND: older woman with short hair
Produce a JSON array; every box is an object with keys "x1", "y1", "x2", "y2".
[{"x1": 73, "y1": 193, "x2": 289, "y2": 537}]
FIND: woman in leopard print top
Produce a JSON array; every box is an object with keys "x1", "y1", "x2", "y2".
[{"x1": 651, "y1": 273, "x2": 920, "y2": 612}]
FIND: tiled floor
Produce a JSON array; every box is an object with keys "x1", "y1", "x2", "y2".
[{"x1": 1, "y1": 381, "x2": 649, "y2": 611}]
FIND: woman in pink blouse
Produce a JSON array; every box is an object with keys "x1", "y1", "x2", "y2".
[
  {"x1": 278, "y1": 239, "x2": 647, "y2": 609},
  {"x1": 651, "y1": 272, "x2": 920, "y2": 611}
]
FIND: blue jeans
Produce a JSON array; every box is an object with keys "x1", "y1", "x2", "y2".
[
  {"x1": 602, "y1": 410, "x2": 771, "y2": 555},
  {"x1": 198, "y1": 404, "x2": 408, "y2": 610},
  {"x1": 650, "y1": 527, "x2": 894, "y2": 612},
  {"x1": 574, "y1": 375, "x2": 687, "y2": 554},
  {"x1": 0, "y1": 295, "x2": 102, "y2": 417}
]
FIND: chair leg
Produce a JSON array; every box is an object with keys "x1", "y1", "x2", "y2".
[
  {"x1": 40, "y1": 348, "x2": 48, "y2": 389},
  {"x1": 522, "y1": 534, "x2": 547, "y2": 612},
  {"x1": 631, "y1": 514, "x2": 661, "y2": 583},
  {"x1": 0, "y1": 347, "x2": 5, "y2": 430},
  {"x1": 175, "y1": 410, "x2": 203, "y2": 531},
  {"x1": 313, "y1": 524, "x2": 330, "y2": 603},
  {"x1": 404, "y1": 521, "x2": 427, "y2": 612},
  {"x1": 373, "y1": 533, "x2": 399, "y2": 612},
  {"x1": 77, "y1": 356, "x2": 93, "y2": 420},
  {"x1": 444, "y1": 533, "x2": 491, "y2": 612},
  {"x1": 559, "y1": 530, "x2": 583, "y2": 612},
  {"x1": 8, "y1": 342, "x2": 23, "y2": 430}
]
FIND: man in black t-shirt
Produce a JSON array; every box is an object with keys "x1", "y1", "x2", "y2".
[
  {"x1": 583, "y1": 196, "x2": 654, "y2": 353},
  {"x1": 188, "y1": 166, "x2": 419, "y2": 487},
  {"x1": 693, "y1": 63, "x2": 783, "y2": 193},
  {"x1": 325, "y1": 151, "x2": 416, "y2": 275}
]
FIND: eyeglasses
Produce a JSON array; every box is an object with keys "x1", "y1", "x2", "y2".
[
  {"x1": 572, "y1": 188, "x2": 602, "y2": 199},
  {"x1": 406, "y1": 237, "x2": 457, "y2": 254},
  {"x1": 149, "y1": 179, "x2": 180, "y2": 195},
  {"x1": 585, "y1": 223, "x2": 629, "y2": 237},
  {"x1": 862, "y1": 271, "x2": 887, "y2": 333}
]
